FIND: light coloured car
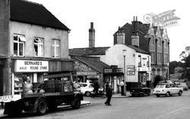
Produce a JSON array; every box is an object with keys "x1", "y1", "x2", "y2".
[
  {"x1": 79, "y1": 83, "x2": 94, "y2": 96},
  {"x1": 153, "y1": 83, "x2": 183, "y2": 97}
]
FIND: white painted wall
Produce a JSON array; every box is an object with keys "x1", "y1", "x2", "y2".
[
  {"x1": 136, "y1": 52, "x2": 152, "y2": 81},
  {"x1": 101, "y1": 44, "x2": 138, "y2": 82},
  {"x1": 9, "y1": 21, "x2": 69, "y2": 59}
]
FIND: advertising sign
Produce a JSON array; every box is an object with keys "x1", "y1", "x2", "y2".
[
  {"x1": 127, "y1": 65, "x2": 135, "y2": 75},
  {"x1": 15, "y1": 60, "x2": 49, "y2": 72}
]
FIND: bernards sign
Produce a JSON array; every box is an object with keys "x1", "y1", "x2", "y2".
[{"x1": 15, "y1": 60, "x2": 49, "y2": 72}]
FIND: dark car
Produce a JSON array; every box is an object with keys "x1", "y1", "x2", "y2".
[{"x1": 130, "y1": 84, "x2": 151, "y2": 97}]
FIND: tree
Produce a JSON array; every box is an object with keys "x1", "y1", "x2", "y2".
[
  {"x1": 182, "y1": 55, "x2": 190, "y2": 80},
  {"x1": 169, "y1": 61, "x2": 184, "y2": 74}
]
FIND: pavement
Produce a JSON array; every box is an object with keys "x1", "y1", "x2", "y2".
[
  {"x1": 0, "y1": 108, "x2": 3, "y2": 117},
  {"x1": 112, "y1": 92, "x2": 131, "y2": 98}
]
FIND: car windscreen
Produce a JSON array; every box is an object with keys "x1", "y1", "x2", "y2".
[
  {"x1": 156, "y1": 85, "x2": 165, "y2": 88},
  {"x1": 80, "y1": 84, "x2": 87, "y2": 87}
]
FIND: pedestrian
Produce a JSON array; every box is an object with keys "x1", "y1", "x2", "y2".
[
  {"x1": 23, "y1": 76, "x2": 33, "y2": 94},
  {"x1": 92, "y1": 81, "x2": 99, "y2": 97},
  {"x1": 105, "y1": 82, "x2": 112, "y2": 106},
  {"x1": 120, "y1": 80, "x2": 125, "y2": 96}
]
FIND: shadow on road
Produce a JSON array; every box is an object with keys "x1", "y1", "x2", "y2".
[{"x1": 1, "y1": 104, "x2": 88, "y2": 119}]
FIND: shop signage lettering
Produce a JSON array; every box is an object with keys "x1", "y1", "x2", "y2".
[
  {"x1": 127, "y1": 65, "x2": 135, "y2": 75},
  {"x1": 104, "y1": 68, "x2": 123, "y2": 73},
  {"x1": 15, "y1": 60, "x2": 49, "y2": 72}
]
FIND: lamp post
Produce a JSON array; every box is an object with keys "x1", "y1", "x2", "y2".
[{"x1": 122, "y1": 49, "x2": 127, "y2": 96}]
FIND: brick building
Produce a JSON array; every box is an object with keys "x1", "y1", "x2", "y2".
[
  {"x1": 113, "y1": 17, "x2": 170, "y2": 81},
  {"x1": 0, "y1": 0, "x2": 73, "y2": 96}
]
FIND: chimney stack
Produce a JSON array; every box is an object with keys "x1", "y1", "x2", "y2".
[
  {"x1": 89, "y1": 22, "x2": 95, "y2": 48},
  {"x1": 131, "y1": 16, "x2": 139, "y2": 47}
]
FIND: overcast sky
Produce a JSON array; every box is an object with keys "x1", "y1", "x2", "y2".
[{"x1": 29, "y1": 0, "x2": 189, "y2": 61}]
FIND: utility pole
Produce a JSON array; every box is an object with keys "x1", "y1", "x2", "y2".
[{"x1": 123, "y1": 49, "x2": 127, "y2": 96}]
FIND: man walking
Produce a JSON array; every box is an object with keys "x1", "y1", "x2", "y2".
[
  {"x1": 120, "y1": 80, "x2": 125, "y2": 96},
  {"x1": 105, "y1": 83, "x2": 112, "y2": 106}
]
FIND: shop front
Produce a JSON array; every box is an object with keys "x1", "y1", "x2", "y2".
[
  {"x1": 12, "y1": 58, "x2": 74, "y2": 95},
  {"x1": 104, "y1": 66, "x2": 123, "y2": 93}
]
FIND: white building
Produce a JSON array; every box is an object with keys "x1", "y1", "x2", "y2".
[{"x1": 101, "y1": 44, "x2": 151, "y2": 92}]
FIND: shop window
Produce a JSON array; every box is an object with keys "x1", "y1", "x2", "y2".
[
  {"x1": 34, "y1": 37, "x2": 44, "y2": 57},
  {"x1": 52, "y1": 39, "x2": 60, "y2": 58},
  {"x1": 13, "y1": 34, "x2": 25, "y2": 56}
]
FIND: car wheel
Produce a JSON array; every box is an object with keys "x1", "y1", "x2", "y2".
[
  {"x1": 166, "y1": 92, "x2": 171, "y2": 97},
  {"x1": 156, "y1": 94, "x2": 160, "y2": 97},
  {"x1": 178, "y1": 91, "x2": 182, "y2": 96},
  {"x1": 85, "y1": 91, "x2": 91, "y2": 97}
]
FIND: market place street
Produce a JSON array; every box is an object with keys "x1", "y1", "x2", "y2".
[{"x1": 1, "y1": 91, "x2": 190, "y2": 119}]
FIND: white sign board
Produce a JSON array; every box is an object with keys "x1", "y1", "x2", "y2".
[{"x1": 15, "y1": 60, "x2": 49, "y2": 72}]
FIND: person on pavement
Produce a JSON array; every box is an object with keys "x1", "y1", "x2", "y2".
[
  {"x1": 105, "y1": 82, "x2": 113, "y2": 106},
  {"x1": 120, "y1": 80, "x2": 125, "y2": 96}
]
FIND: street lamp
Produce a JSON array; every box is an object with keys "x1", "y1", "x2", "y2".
[{"x1": 122, "y1": 49, "x2": 127, "y2": 96}]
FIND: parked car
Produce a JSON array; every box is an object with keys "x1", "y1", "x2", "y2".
[
  {"x1": 153, "y1": 83, "x2": 183, "y2": 97},
  {"x1": 174, "y1": 82, "x2": 188, "y2": 91},
  {"x1": 130, "y1": 84, "x2": 151, "y2": 97},
  {"x1": 79, "y1": 83, "x2": 94, "y2": 96}
]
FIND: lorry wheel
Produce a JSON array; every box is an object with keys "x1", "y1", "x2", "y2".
[
  {"x1": 71, "y1": 99, "x2": 81, "y2": 109},
  {"x1": 37, "y1": 99, "x2": 47, "y2": 115}
]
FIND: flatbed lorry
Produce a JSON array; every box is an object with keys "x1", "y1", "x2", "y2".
[{"x1": 0, "y1": 77, "x2": 83, "y2": 116}]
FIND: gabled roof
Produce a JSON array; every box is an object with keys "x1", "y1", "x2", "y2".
[
  {"x1": 71, "y1": 56, "x2": 110, "y2": 73},
  {"x1": 10, "y1": 0, "x2": 70, "y2": 31},
  {"x1": 128, "y1": 45, "x2": 150, "y2": 55},
  {"x1": 69, "y1": 47, "x2": 110, "y2": 56},
  {"x1": 114, "y1": 20, "x2": 150, "y2": 52}
]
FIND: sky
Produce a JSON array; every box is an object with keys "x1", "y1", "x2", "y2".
[{"x1": 29, "y1": 0, "x2": 190, "y2": 61}]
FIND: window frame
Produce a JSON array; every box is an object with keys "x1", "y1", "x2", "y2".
[
  {"x1": 52, "y1": 39, "x2": 61, "y2": 58},
  {"x1": 34, "y1": 37, "x2": 44, "y2": 57},
  {"x1": 13, "y1": 34, "x2": 25, "y2": 57}
]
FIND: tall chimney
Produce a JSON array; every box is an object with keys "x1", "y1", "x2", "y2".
[
  {"x1": 89, "y1": 22, "x2": 95, "y2": 48},
  {"x1": 131, "y1": 16, "x2": 139, "y2": 47}
]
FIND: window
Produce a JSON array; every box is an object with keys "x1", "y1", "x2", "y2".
[
  {"x1": 138, "y1": 55, "x2": 142, "y2": 67},
  {"x1": 13, "y1": 34, "x2": 25, "y2": 56},
  {"x1": 116, "y1": 32, "x2": 125, "y2": 44},
  {"x1": 147, "y1": 56, "x2": 150, "y2": 67},
  {"x1": 52, "y1": 39, "x2": 60, "y2": 57},
  {"x1": 34, "y1": 37, "x2": 44, "y2": 57}
]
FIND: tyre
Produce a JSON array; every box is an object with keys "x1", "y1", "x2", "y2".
[
  {"x1": 37, "y1": 99, "x2": 47, "y2": 115},
  {"x1": 178, "y1": 91, "x2": 182, "y2": 96},
  {"x1": 85, "y1": 91, "x2": 91, "y2": 97},
  {"x1": 71, "y1": 99, "x2": 81, "y2": 109},
  {"x1": 156, "y1": 94, "x2": 160, "y2": 97},
  {"x1": 166, "y1": 92, "x2": 171, "y2": 97}
]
